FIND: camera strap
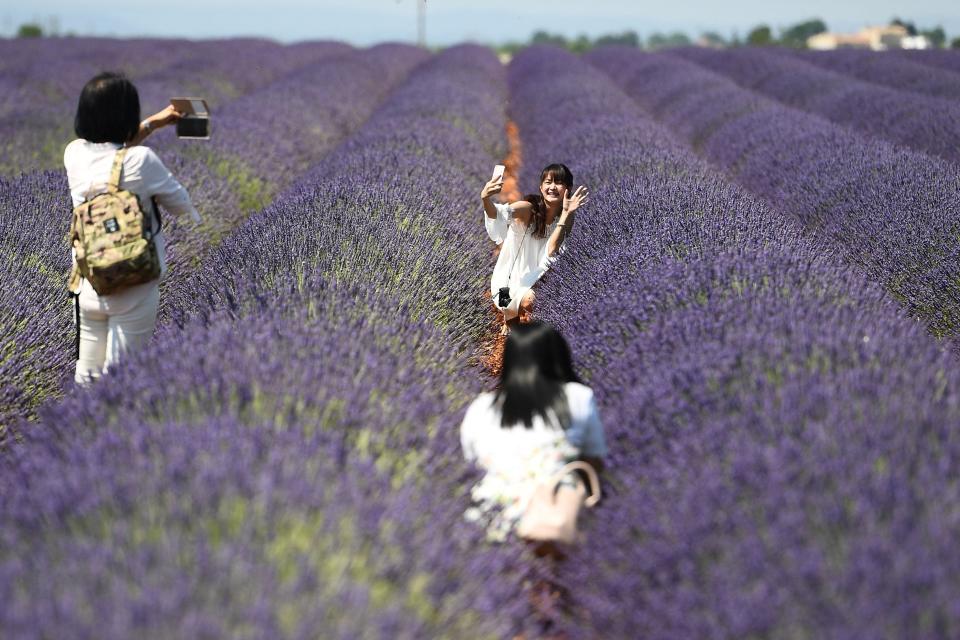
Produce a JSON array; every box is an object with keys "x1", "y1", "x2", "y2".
[{"x1": 506, "y1": 225, "x2": 529, "y2": 289}]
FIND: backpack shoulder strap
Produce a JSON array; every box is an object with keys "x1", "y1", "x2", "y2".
[
  {"x1": 107, "y1": 147, "x2": 127, "y2": 193},
  {"x1": 67, "y1": 207, "x2": 84, "y2": 294},
  {"x1": 151, "y1": 196, "x2": 162, "y2": 234}
]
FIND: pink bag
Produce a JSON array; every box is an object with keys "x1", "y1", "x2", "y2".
[{"x1": 517, "y1": 461, "x2": 601, "y2": 544}]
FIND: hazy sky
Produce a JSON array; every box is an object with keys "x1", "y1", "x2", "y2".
[{"x1": 3, "y1": 1, "x2": 959, "y2": 45}]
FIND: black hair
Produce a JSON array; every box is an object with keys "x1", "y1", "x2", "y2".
[
  {"x1": 494, "y1": 321, "x2": 581, "y2": 429},
  {"x1": 74, "y1": 72, "x2": 141, "y2": 144},
  {"x1": 523, "y1": 163, "x2": 574, "y2": 239}
]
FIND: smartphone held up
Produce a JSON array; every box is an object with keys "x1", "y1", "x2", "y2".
[
  {"x1": 492, "y1": 164, "x2": 505, "y2": 182},
  {"x1": 170, "y1": 97, "x2": 211, "y2": 140}
]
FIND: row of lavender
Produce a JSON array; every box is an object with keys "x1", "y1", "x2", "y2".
[
  {"x1": 674, "y1": 46, "x2": 960, "y2": 166},
  {"x1": 0, "y1": 43, "x2": 426, "y2": 436},
  {"x1": 0, "y1": 45, "x2": 542, "y2": 638},
  {"x1": 587, "y1": 48, "x2": 960, "y2": 340},
  {"x1": 153, "y1": 44, "x2": 429, "y2": 282},
  {"x1": 0, "y1": 38, "x2": 352, "y2": 175},
  {"x1": 792, "y1": 48, "x2": 960, "y2": 101},
  {"x1": 901, "y1": 49, "x2": 960, "y2": 76},
  {"x1": 512, "y1": 46, "x2": 960, "y2": 637}
]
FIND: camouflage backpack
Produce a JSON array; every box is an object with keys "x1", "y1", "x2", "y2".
[{"x1": 67, "y1": 147, "x2": 161, "y2": 295}]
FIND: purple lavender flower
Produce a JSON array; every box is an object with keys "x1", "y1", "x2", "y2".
[
  {"x1": 588, "y1": 46, "x2": 960, "y2": 339},
  {"x1": 514, "y1": 45, "x2": 960, "y2": 638},
  {"x1": 672, "y1": 46, "x2": 960, "y2": 166},
  {"x1": 1, "y1": 43, "x2": 533, "y2": 639},
  {"x1": 793, "y1": 49, "x2": 960, "y2": 102},
  {"x1": 0, "y1": 42, "x2": 426, "y2": 433}
]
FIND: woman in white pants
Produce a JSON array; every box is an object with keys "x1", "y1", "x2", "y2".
[
  {"x1": 66, "y1": 72, "x2": 201, "y2": 384},
  {"x1": 480, "y1": 163, "x2": 588, "y2": 334}
]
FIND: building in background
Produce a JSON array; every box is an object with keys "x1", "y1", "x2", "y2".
[{"x1": 808, "y1": 24, "x2": 932, "y2": 50}]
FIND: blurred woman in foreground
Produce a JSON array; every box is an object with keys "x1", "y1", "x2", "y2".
[{"x1": 460, "y1": 321, "x2": 606, "y2": 541}]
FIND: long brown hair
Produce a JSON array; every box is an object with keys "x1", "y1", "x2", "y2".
[{"x1": 523, "y1": 163, "x2": 573, "y2": 239}]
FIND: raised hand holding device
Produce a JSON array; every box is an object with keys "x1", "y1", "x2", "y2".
[{"x1": 170, "y1": 97, "x2": 211, "y2": 139}]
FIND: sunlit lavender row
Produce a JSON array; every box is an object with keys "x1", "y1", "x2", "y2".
[
  {"x1": 897, "y1": 48, "x2": 960, "y2": 76},
  {"x1": 154, "y1": 43, "x2": 428, "y2": 275},
  {"x1": 0, "y1": 42, "x2": 424, "y2": 434},
  {"x1": 0, "y1": 38, "x2": 352, "y2": 175},
  {"x1": 512, "y1": 45, "x2": 960, "y2": 638},
  {"x1": 674, "y1": 46, "x2": 960, "y2": 166},
  {"x1": 0, "y1": 44, "x2": 545, "y2": 638},
  {"x1": 4, "y1": 36, "x2": 960, "y2": 638},
  {"x1": 589, "y1": 47, "x2": 960, "y2": 339},
  {"x1": 794, "y1": 48, "x2": 960, "y2": 101}
]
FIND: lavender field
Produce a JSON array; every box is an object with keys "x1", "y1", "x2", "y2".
[{"x1": 2, "y1": 38, "x2": 960, "y2": 638}]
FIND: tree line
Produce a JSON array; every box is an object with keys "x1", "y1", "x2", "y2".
[
  {"x1": 497, "y1": 17, "x2": 960, "y2": 54},
  {"x1": 12, "y1": 16, "x2": 960, "y2": 50}
]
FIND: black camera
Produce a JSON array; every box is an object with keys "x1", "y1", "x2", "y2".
[
  {"x1": 176, "y1": 116, "x2": 210, "y2": 139},
  {"x1": 497, "y1": 286, "x2": 512, "y2": 309},
  {"x1": 170, "y1": 97, "x2": 211, "y2": 140}
]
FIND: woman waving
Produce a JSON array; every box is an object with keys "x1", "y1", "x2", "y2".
[{"x1": 481, "y1": 163, "x2": 588, "y2": 334}]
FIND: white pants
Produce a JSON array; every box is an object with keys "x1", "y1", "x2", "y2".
[{"x1": 74, "y1": 279, "x2": 160, "y2": 384}]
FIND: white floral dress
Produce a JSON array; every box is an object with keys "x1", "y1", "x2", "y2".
[{"x1": 459, "y1": 382, "x2": 607, "y2": 542}]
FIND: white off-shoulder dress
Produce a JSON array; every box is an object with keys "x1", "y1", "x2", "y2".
[
  {"x1": 485, "y1": 202, "x2": 561, "y2": 319},
  {"x1": 460, "y1": 382, "x2": 607, "y2": 541}
]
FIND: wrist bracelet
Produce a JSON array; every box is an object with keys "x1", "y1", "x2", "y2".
[{"x1": 141, "y1": 119, "x2": 153, "y2": 133}]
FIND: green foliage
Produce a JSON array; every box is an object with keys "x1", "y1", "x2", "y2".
[
  {"x1": 780, "y1": 18, "x2": 828, "y2": 48},
  {"x1": 747, "y1": 24, "x2": 774, "y2": 46},
  {"x1": 647, "y1": 32, "x2": 692, "y2": 50},
  {"x1": 921, "y1": 26, "x2": 946, "y2": 48},
  {"x1": 520, "y1": 29, "x2": 642, "y2": 54},
  {"x1": 16, "y1": 23, "x2": 43, "y2": 38},
  {"x1": 495, "y1": 17, "x2": 946, "y2": 53},
  {"x1": 595, "y1": 31, "x2": 642, "y2": 48},
  {"x1": 530, "y1": 30, "x2": 568, "y2": 47},
  {"x1": 569, "y1": 34, "x2": 592, "y2": 54},
  {"x1": 890, "y1": 17, "x2": 918, "y2": 36},
  {"x1": 952, "y1": 36, "x2": 960, "y2": 49},
  {"x1": 699, "y1": 32, "x2": 727, "y2": 48}
]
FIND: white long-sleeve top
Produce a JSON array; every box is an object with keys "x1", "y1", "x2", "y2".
[
  {"x1": 485, "y1": 202, "x2": 560, "y2": 300},
  {"x1": 64, "y1": 139, "x2": 201, "y2": 286}
]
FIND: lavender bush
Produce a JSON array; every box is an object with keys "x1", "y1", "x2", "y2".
[
  {"x1": 0, "y1": 43, "x2": 425, "y2": 435},
  {"x1": 588, "y1": 47, "x2": 960, "y2": 340},
  {"x1": 513, "y1": 45, "x2": 960, "y2": 638},
  {"x1": 0, "y1": 39, "x2": 209, "y2": 175},
  {"x1": 0, "y1": 38, "x2": 352, "y2": 176},
  {"x1": 153, "y1": 43, "x2": 429, "y2": 274},
  {"x1": 0, "y1": 171, "x2": 72, "y2": 434},
  {"x1": 1, "y1": 44, "x2": 541, "y2": 638},
  {"x1": 897, "y1": 49, "x2": 960, "y2": 76},
  {"x1": 793, "y1": 49, "x2": 960, "y2": 101},
  {"x1": 672, "y1": 46, "x2": 960, "y2": 167},
  {"x1": 0, "y1": 37, "x2": 195, "y2": 118}
]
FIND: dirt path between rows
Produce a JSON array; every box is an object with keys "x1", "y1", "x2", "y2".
[
  {"x1": 475, "y1": 120, "x2": 574, "y2": 639},
  {"x1": 479, "y1": 120, "x2": 523, "y2": 379}
]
